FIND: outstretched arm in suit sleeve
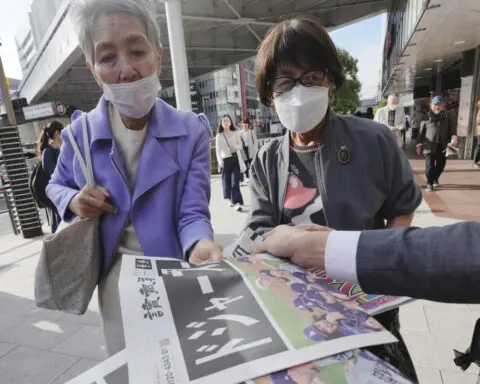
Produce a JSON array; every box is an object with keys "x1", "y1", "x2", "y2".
[
  {"x1": 256, "y1": 221, "x2": 480, "y2": 303},
  {"x1": 355, "y1": 221, "x2": 480, "y2": 303}
]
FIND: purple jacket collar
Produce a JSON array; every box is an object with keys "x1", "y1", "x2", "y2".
[{"x1": 88, "y1": 96, "x2": 188, "y2": 145}]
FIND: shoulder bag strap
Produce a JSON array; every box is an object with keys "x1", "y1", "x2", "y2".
[
  {"x1": 65, "y1": 113, "x2": 95, "y2": 188},
  {"x1": 81, "y1": 113, "x2": 95, "y2": 187},
  {"x1": 223, "y1": 133, "x2": 235, "y2": 154}
]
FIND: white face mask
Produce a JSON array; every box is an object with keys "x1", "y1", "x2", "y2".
[
  {"x1": 387, "y1": 103, "x2": 398, "y2": 111},
  {"x1": 102, "y1": 72, "x2": 161, "y2": 118},
  {"x1": 273, "y1": 86, "x2": 329, "y2": 133}
]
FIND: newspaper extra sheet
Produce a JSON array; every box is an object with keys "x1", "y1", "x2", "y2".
[
  {"x1": 226, "y1": 227, "x2": 412, "y2": 316},
  {"x1": 118, "y1": 255, "x2": 397, "y2": 384}
]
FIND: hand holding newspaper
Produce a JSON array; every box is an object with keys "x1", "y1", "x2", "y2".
[
  {"x1": 225, "y1": 228, "x2": 412, "y2": 315},
  {"x1": 67, "y1": 253, "x2": 412, "y2": 384}
]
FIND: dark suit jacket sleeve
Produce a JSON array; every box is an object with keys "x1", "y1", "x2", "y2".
[{"x1": 357, "y1": 222, "x2": 480, "y2": 303}]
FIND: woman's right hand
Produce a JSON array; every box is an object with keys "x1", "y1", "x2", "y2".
[
  {"x1": 69, "y1": 186, "x2": 116, "y2": 218},
  {"x1": 219, "y1": 160, "x2": 224, "y2": 168}
]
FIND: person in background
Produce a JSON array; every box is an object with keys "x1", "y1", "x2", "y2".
[
  {"x1": 215, "y1": 115, "x2": 245, "y2": 211},
  {"x1": 47, "y1": 0, "x2": 221, "y2": 358},
  {"x1": 374, "y1": 95, "x2": 406, "y2": 148},
  {"x1": 403, "y1": 110, "x2": 411, "y2": 147},
  {"x1": 37, "y1": 120, "x2": 64, "y2": 233},
  {"x1": 354, "y1": 111, "x2": 364, "y2": 118},
  {"x1": 472, "y1": 100, "x2": 480, "y2": 168},
  {"x1": 411, "y1": 105, "x2": 426, "y2": 141},
  {"x1": 416, "y1": 95, "x2": 455, "y2": 191},
  {"x1": 243, "y1": 16, "x2": 421, "y2": 381},
  {"x1": 239, "y1": 117, "x2": 257, "y2": 183},
  {"x1": 365, "y1": 107, "x2": 374, "y2": 120}
]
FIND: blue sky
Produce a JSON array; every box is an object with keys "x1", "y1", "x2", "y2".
[
  {"x1": 0, "y1": 1, "x2": 385, "y2": 99},
  {"x1": 330, "y1": 13, "x2": 386, "y2": 99}
]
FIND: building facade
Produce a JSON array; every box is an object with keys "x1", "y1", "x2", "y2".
[
  {"x1": 29, "y1": 0, "x2": 65, "y2": 48},
  {"x1": 160, "y1": 81, "x2": 203, "y2": 115},
  {"x1": 161, "y1": 59, "x2": 275, "y2": 136},
  {"x1": 381, "y1": 0, "x2": 480, "y2": 158},
  {"x1": 14, "y1": 20, "x2": 37, "y2": 77}
]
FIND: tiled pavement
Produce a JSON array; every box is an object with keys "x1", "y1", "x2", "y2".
[{"x1": 0, "y1": 166, "x2": 479, "y2": 383}]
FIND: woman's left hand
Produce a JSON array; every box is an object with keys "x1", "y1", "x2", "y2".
[{"x1": 189, "y1": 239, "x2": 223, "y2": 265}]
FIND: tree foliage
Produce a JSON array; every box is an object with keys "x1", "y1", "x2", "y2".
[
  {"x1": 331, "y1": 48, "x2": 361, "y2": 115},
  {"x1": 374, "y1": 99, "x2": 387, "y2": 115}
]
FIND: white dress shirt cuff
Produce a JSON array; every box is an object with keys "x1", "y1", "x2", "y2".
[{"x1": 325, "y1": 231, "x2": 361, "y2": 283}]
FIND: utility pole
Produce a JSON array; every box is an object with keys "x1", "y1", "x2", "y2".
[{"x1": 0, "y1": 40, "x2": 43, "y2": 238}]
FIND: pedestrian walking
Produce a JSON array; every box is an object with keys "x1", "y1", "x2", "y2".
[
  {"x1": 472, "y1": 100, "x2": 480, "y2": 168},
  {"x1": 36, "y1": 121, "x2": 64, "y2": 233},
  {"x1": 239, "y1": 117, "x2": 258, "y2": 183},
  {"x1": 374, "y1": 95, "x2": 406, "y2": 148},
  {"x1": 416, "y1": 95, "x2": 455, "y2": 191},
  {"x1": 215, "y1": 115, "x2": 245, "y2": 211}
]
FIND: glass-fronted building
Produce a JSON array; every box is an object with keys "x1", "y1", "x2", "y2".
[
  {"x1": 381, "y1": 0, "x2": 480, "y2": 158},
  {"x1": 161, "y1": 58, "x2": 275, "y2": 136}
]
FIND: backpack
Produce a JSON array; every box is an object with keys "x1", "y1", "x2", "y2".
[{"x1": 29, "y1": 161, "x2": 52, "y2": 209}]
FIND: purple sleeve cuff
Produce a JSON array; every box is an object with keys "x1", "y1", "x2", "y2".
[
  {"x1": 180, "y1": 221, "x2": 214, "y2": 259},
  {"x1": 46, "y1": 184, "x2": 79, "y2": 223}
]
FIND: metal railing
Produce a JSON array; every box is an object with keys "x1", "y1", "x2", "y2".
[
  {"x1": 0, "y1": 181, "x2": 21, "y2": 235},
  {"x1": 0, "y1": 125, "x2": 43, "y2": 238}
]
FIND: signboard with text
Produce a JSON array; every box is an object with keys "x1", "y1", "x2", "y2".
[{"x1": 22, "y1": 102, "x2": 55, "y2": 120}]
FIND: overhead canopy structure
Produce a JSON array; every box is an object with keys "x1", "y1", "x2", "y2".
[
  {"x1": 383, "y1": 0, "x2": 480, "y2": 95},
  {"x1": 20, "y1": 0, "x2": 391, "y2": 111}
]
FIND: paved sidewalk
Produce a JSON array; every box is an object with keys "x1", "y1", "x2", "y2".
[{"x1": 0, "y1": 170, "x2": 478, "y2": 383}]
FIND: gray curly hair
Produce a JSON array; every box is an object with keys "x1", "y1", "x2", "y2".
[{"x1": 71, "y1": 0, "x2": 161, "y2": 65}]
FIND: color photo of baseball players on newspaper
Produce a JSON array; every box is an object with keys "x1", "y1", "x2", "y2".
[
  {"x1": 226, "y1": 227, "x2": 412, "y2": 316},
  {"x1": 112, "y1": 255, "x2": 411, "y2": 384}
]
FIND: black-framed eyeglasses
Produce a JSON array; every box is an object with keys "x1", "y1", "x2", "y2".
[{"x1": 270, "y1": 69, "x2": 328, "y2": 95}]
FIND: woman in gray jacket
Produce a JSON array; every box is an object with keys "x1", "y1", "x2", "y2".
[{"x1": 243, "y1": 16, "x2": 422, "y2": 382}]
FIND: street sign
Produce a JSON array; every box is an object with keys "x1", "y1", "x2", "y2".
[
  {"x1": 22, "y1": 102, "x2": 55, "y2": 120},
  {"x1": 55, "y1": 102, "x2": 66, "y2": 115}
]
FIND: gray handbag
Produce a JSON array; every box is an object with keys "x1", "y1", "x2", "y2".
[{"x1": 34, "y1": 113, "x2": 103, "y2": 315}]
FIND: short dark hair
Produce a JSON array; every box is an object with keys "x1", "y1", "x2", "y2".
[
  {"x1": 217, "y1": 114, "x2": 236, "y2": 134},
  {"x1": 255, "y1": 16, "x2": 345, "y2": 106}
]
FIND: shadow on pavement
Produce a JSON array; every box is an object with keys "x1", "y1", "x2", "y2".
[{"x1": 0, "y1": 290, "x2": 105, "y2": 384}]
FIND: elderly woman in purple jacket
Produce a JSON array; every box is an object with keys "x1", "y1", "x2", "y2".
[{"x1": 46, "y1": 0, "x2": 221, "y2": 356}]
